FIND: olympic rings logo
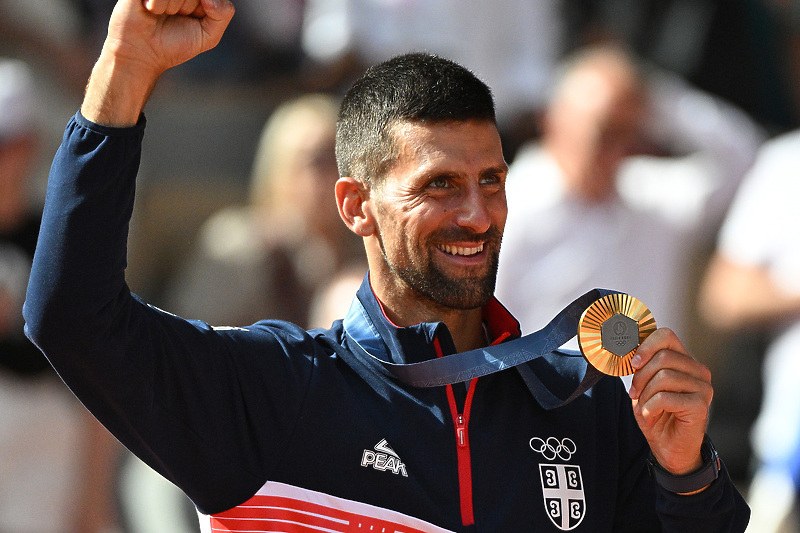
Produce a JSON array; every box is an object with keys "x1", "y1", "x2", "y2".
[{"x1": 529, "y1": 437, "x2": 577, "y2": 461}]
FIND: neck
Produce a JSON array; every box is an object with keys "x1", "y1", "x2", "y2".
[
  {"x1": 374, "y1": 287, "x2": 488, "y2": 353},
  {"x1": 445, "y1": 309, "x2": 489, "y2": 353}
]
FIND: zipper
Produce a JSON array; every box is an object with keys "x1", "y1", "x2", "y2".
[
  {"x1": 435, "y1": 336, "x2": 477, "y2": 526},
  {"x1": 431, "y1": 309, "x2": 515, "y2": 527},
  {"x1": 448, "y1": 383, "x2": 476, "y2": 526},
  {"x1": 456, "y1": 415, "x2": 466, "y2": 447}
]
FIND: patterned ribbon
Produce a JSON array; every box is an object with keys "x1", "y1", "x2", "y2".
[{"x1": 343, "y1": 288, "x2": 620, "y2": 410}]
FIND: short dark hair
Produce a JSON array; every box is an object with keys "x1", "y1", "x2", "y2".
[{"x1": 336, "y1": 53, "x2": 496, "y2": 185}]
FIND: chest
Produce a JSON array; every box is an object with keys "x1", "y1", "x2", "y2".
[{"x1": 210, "y1": 370, "x2": 634, "y2": 532}]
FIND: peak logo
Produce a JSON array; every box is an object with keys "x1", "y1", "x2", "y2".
[{"x1": 361, "y1": 439, "x2": 408, "y2": 477}]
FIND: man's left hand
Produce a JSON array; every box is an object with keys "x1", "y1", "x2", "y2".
[{"x1": 628, "y1": 328, "x2": 713, "y2": 475}]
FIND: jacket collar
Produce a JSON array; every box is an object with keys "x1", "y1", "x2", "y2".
[{"x1": 343, "y1": 272, "x2": 521, "y2": 365}]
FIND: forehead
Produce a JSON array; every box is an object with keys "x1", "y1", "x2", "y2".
[{"x1": 386, "y1": 120, "x2": 505, "y2": 179}]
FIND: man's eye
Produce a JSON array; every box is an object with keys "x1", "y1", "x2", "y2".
[{"x1": 429, "y1": 177, "x2": 450, "y2": 188}]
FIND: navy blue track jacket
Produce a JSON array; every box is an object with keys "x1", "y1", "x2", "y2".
[{"x1": 23, "y1": 113, "x2": 749, "y2": 532}]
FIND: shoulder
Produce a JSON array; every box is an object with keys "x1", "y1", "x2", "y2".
[{"x1": 215, "y1": 318, "x2": 342, "y2": 351}]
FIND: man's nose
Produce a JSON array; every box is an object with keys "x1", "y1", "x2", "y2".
[{"x1": 454, "y1": 187, "x2": 492, "y2": 233}]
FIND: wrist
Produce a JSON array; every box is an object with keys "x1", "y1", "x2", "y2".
[
  {"x1": 647, "y1": 435, "x2": 721, "y2": 495},
  {"x1": 81, "y1": 50, "x2": 159, "y2": 127}
]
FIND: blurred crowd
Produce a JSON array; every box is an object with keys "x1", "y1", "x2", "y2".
[{"x1": 2, "y1": 0, "x2": 800, "y2": 532}]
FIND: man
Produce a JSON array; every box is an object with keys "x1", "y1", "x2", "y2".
[
  {"x1": 24, "y1": 0, "x2": 747, "y2": 531},
  {"x1": 495, "y1": 44, "x2": 764, "y2": 343}
]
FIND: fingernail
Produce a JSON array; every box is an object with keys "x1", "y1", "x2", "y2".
[
  {"x1": 628, "y1": 384, "x2": 638, "y2": 399},
  {"x1": 631, "y1": 354, "x2": 642, "y2": 368}
]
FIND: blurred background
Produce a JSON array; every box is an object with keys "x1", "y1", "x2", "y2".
[{"x1": 1, "y1": 0, "x2": 800, "y2": 532}]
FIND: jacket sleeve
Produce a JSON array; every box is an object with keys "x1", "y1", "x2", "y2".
[
  {"x1": 22, "y1": 113, "x2": 315, "y2": 514},
  {"x1": 612, "y1": 385, "x2": 750, "y2": 532},
  {"x1": 654, "y1": 461, "x2": 750, "y2": 532}
]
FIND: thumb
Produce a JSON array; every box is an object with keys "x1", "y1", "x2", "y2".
[{"x1": 198, "y1": 0, "x2": 236, "y2": 51}]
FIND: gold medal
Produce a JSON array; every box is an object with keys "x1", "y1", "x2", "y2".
[{"x1": 577, "y1": 293, "x2": 657, "y2": 376}]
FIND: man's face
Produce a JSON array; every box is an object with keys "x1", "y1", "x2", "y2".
[{"x1": 368, "y1": 120, "x2": 507, "y2": 311}]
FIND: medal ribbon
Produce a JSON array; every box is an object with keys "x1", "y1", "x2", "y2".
[{"x1": 343, "y1": 288, "x2": 620, "y2": 410}]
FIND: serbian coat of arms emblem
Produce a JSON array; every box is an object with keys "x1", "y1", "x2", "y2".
[{"x1": 532, "y1": 437, "x2": 586, "y2": 530}]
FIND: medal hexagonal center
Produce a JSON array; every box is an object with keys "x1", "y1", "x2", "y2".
[{"x1": 600, "y1": 313, "x2": 639, "y2": 357}]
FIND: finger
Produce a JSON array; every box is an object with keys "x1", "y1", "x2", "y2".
[
  {"x1": 634, "y1": 367, "x2": 713, "y2": 412},
  {"x1": 200, "y1": 0, "x2": 235, "y2": 20},
  {"x1": 629, "y1": 348, "x2": 712, "y2": 400},
  {"x1": 143, "y1": 0, "x2": 198, "y2": 15},
  {"x1": 198, "y1": 0, "x2": 236, "y2": 48},
  {"x1": 634, "y1": 388, "x2": 711, "y2": 429},
  {"x1": 179, "y1": 1, "x2": 200, "y2": 16},
  {"x1": 165, "y1": 0, "x2": 192, "y2": 14},
  {"x1": 142, "y1": 0, "x2": 167, "y2": 15},
  {"x1": 176, "y1": 0, "x2": 206, "y2": 16},
  {"x1": 631, "y1": 327, "x2": 687, "y2": 369}
]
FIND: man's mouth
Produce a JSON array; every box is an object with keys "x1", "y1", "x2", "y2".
[{"x1": 436, "y1": 243, "x2": 485, "y2": 256}]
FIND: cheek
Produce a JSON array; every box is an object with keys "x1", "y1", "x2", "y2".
[
  {"x1": 379, "y1": 218, "x2": 425, "y2": 264},
  {"x1": 374, "y1": 194, "x2": 442, "y2": 248},
  {"x1": 485, "y1": 194, "x2": 507, "y2": 232}
]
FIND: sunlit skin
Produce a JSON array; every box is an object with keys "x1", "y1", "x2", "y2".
[{"x1": 337, "y1": 120, "x2": 507, "y2": 353}]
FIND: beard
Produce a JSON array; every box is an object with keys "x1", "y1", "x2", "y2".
[{"x1": 378, "y1": 226, "x2": 502, "y2": 310}]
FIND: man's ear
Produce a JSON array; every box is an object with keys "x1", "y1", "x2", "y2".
[{"x1": 335, "y1": 177, "x2": 375, "y2": 237}]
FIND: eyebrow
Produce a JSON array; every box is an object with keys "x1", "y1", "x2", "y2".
[
  {"x1": 418, "y1": 161, "x2": 507, "y2": 183},
  {"x1": 480, "y1": 164, "x2": 508, "y2": 179}
]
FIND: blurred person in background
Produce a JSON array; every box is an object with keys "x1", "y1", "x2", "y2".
[
  {"x1": 306, "y1": 264, "x2": 368, "y2": 330},
  {"x1": 495, "y1": 43, "x2": 764, "y2": 346},
  {"x1": 699, "y1": 129, "x2": 800, "y2": 533},
  {"x1": 164, "y1": 92, "x2": 364, "y2": 329},
  {"x1": 0, "y1": 58, "x2": 120, "y2": 533}
]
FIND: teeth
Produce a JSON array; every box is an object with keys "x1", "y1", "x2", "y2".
[{"x1": 438, "y1": 243, "x2": 484, "y2": 256}]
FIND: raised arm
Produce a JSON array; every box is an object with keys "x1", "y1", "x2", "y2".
[
  {"x1": 22, "y1": 0, "x2": 317, "y2": 514},
  {"x1": 618, "y1": 68, "x2": 765, "y2": 232},
  {"x1": 82, "y1": 0, "x2": 234, "y2": 127}
]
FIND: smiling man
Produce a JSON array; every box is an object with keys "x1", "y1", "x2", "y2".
[
  {"x1": 23, "y1": 0, "x2": 749, "y2": 531},
  {"x1": 339, "y1": 116, "x2": 508, "y2": 348}
]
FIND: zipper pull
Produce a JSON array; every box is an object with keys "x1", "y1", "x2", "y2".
[{"x1": 456, "y1": 415, "x2": 467, "y2": 447}]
